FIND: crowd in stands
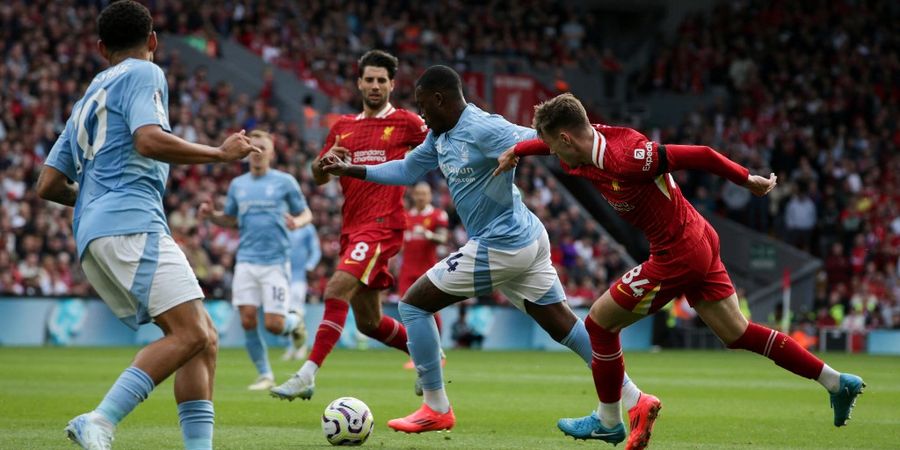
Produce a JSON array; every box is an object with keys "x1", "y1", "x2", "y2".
[
  {"x1": 0, "y1": 0, "x2": 625, "y2": 308},
  {"x1": 633, "y1": 0, "x2": 900, "y2": 331}
]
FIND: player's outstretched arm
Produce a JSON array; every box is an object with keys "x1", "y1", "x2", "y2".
[
  {"x1": 198, "y1": 201, "x2": 237, "y2": 228},
  {"x1": 322, "y1": 141, "x2": 437, "y2": 185},
  {"x1": 134, "y1": 126, "x2": 261, "y2": 164},
  {"x1": 493, "y1": 140, "x2": 551, "y2": 176},
  {"x1": 37, "y1": 166, "x2": 78, "y2": 207},
  {"x1": 285, "y1": 209, "x2": 313, "y2": 230}
]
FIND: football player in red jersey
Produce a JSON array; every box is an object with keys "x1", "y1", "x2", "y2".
[
  {"x1": 271, "y1": 50, "x2": 428, "y2": 401},
  {"x1": 399, "y1": 182, "x2": 449, "y2": 370},
  {"x1": 498, "y1": 93, "x2": 864, "y2": 448}
]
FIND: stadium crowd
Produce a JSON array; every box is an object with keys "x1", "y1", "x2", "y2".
[
  {"x1": 0, "y1": 0, "x2": 624, "y2": 309},
  {"x1": 632, "y1": 0, "x2": 900, "y2": 331}
]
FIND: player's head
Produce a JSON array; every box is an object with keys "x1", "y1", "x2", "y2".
[
  {"x1": 248, "y1": 130, "x2": 275, "y2": 173},
  {"x1": 415, "y1": 65, "x2": 466, "y2": 134},
  {"x1": 412, "y1": 181, "x2": 432, "y2": 210},
  {"x1": 97, "y1": 0, "x2": 157, "y2": 63},
  {"x1": 532, "y1": 93, "x2": 593, "y2": 167},
  {"x1": 358, "y1": 50, "x2": 398, "y2": 111}
]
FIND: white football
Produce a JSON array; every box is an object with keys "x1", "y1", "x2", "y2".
[{"x1": 321, "y1": 397, "x2": 374, "y2": 446}]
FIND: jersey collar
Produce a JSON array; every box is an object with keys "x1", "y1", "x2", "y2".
[
  {"x1": 357, "y1": 103, "x2": 396, "y2": 120},
  {"x1": 590, "y1": 127, "x2": 607, "y2": 169},
  {"x1": 409, "y1": 204, "x2": 434, "y2": 216}
]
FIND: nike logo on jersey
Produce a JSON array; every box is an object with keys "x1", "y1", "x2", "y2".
[
  {"x1": 616, "y1": 284, "x2": 631, "y2": 296},
  {"x1": 339, "y1": 132, "x2": 354, "y2": 140},
  {"x1": 343, "y1": 259, "x2": 360, "y2": 265}
]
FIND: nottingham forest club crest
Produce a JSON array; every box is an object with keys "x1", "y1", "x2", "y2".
[{"x1": 381, "y1": 126, "x2": 395, "y2": 141}]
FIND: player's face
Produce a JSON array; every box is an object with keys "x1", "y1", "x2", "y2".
[
  {"x1": 358, "y1": 66, "x2": 393, "y2": 110},
  {"x1": 415, "y1": 86, "x2": 443, "y2": 133},
  {"x1": 248, "y1": 137, "x2": 273, "y2": 169},
  {"x1": 412, "y1": 184, "x2": 431, "y2": 209},
  {"x1": 543, "y1": 132, "x2": 580, "y2": 167}
]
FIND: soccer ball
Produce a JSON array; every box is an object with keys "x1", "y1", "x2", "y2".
[{"x1": 321, "y1": 397, "x2": 374, "y2": 446}]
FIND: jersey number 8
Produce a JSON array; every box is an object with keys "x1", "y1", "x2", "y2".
[{"x1": 350, "y1": 242, "x2": 369, "y2": 262}]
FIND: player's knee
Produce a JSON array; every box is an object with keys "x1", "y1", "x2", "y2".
[
  {"x1": 240, "y1": 313, "x2": 257, "y2": 330},
  {"x1": 264, "y1": 321, "x2": 284, "y2": 335},
  {"x1": 204, "y1": 327, "x2": 219, "y2": 356},
  {"x1": 181, "y1": 324, "x2": 215, "y2": 356}
]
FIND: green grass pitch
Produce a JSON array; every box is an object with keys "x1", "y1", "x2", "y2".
[{"x1": 1, "y1": 347, "x2": 897, "y2": 449}]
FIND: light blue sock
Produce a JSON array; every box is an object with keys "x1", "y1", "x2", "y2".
[
  {"x1": 244, "y1": 327, "x2": 272, "y2": 376},
  {"x1": 398, "y1": 302, "x2": 443, "y2": 390},
  {"x1": 560, "y1": 320, "x2": 635, "y2": 390},
  {"x1": 559, "y1": 320, "x2": 593, "y2": 366},
  {"x1": 95, "y1": 366, "x2": 155, "y2": 425},
  {"x1": 177, "y1": 400, "x2": 214, "y2": 450},
  {"x1": 280, "y1": 312, "x2": 300, "y2": 336}
]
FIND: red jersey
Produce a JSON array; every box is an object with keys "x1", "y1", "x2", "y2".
[
  {"x1": 519, "y1": 124, "x2": 749, "y2": 253},
  {"x1": 400, "y1": 205, "x2": 449, "y2": 279},
  {"x1": 319, "y1": 103, "x2": 428, "y2": 233}
]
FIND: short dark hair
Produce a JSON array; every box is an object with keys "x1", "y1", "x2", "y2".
[
  {"x1": 416, "y1": 65, "x2": 462, "y2": 94},
  {"x1": 358, "y1": 50, "x2": 399, "y2": 79},
  {"x1": 532, "y1": 93, "x2": 590, "y2": 138},
  {"x1": 98, "y1": 1, "x2": 153, "y2": 53}
]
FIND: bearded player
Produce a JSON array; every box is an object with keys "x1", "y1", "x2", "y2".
[
  {"x1": 271, "y1": 50, "x2": 428, "y2": 400},
  {"x1": 498, "y1": 93, "x2": 864, "y2": 447}
]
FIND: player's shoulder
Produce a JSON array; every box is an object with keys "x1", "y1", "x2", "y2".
[
  {"x1": 272, "y1": 169, "x2": 300, "y2": 185},
  {"x1": 596, "y1": 124, "x2": 648, "y2": 146},
  {"x1": 391, "y1": 108, "x2": 424, "y2": 122},
  {"x1": 120, "y1": 59, "x2": 165, "y2": 84},
  {"x1": 231, "y1": 172, "x2": 252, "y2": 185}
]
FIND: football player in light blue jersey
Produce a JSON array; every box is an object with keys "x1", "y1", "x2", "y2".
[
  {"x1": 322, "y1": 65, "x2": 650, "y2": 434},
  {"x1": 36, "y1": 2, "x2": 260, "y2": 450},
  {"x1": 283, "y1": 223, "x2": 321, "y2": 360},
  {"x1": 199, "y1": 130, "x2": 312, "y2": 390}
]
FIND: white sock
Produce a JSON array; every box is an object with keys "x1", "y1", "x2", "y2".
[
  {"x1": 298, "y1": 360, "x2": 319, "y2": 380},
  {"x1": 621, "y1": 376, "x2": 642, "y2": 410},
  {"x1": 817, "y1": 364, "x2": 841, "y2": 393},
  {"x1": 597, "y1": 401, "x2": 622, "y2": 428},
  {"x1": 423, "y1": 388, "x2": 450, "y2": 414}
]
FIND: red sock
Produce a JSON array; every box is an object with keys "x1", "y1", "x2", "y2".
[
  {"x1": 727, "y1": 322, "x2": 824, "y2": 379},
  {"x1": 307, "y1": 298, "x2": 350, "y2": 366},
  {"x1": 433, "y1": 312, "x2": 443, "y2": 336},
  {"x1": 585, "y1": 316, "x2": 624, "y2": 403},
  {"x1": 364, "y1": 316, "x2": 409, "y2": 353}
]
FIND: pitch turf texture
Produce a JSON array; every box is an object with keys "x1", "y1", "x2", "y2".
[{"x1": 1, "y1": 348, "x2": 897, "y2": 449}]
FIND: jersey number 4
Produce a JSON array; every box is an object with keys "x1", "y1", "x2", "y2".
[{"x1": 446, "y1": 253, "x2": 463, "y2": 272}]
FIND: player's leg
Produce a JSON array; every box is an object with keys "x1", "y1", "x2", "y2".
[
  {"x1": 260, "y1": 265, "x2": 304, "y2": 352},
  {"x1": 67, "y1": 234, "x2": 211, "y2": 449},
  {"x1": 162, "y1": 305, "x2": 218, "y2": 450},
  {"x1": 283, "y1": 280, "x2": 309, "y2": 360},
  {"x1": 692, "y1": 292, "x2": 865, "y2": 426},
  {"x1": 271, "y1": 269, "x2": 361, "y2": 401},
  {"x1": 233, "y1": 263, "x2": 274, "y2": 390},
  {"x1": 351, "y1": 287, "x2": 410, "y2": 352},
  {"x1": 388, "y1": 274, "x2": 466, "y2": 433}
]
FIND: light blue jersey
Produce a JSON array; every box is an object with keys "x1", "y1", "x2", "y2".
[
  {"x1": 44, "y1": 58, "x2": 172, "y2": 258},
  {"x1": 366, "y1": 104, "x2": 542, "y2": 250},
  {"x1": 225, "y1": 170, "x2": 308, "y2": 265},
  {"x1": 289, "y1": 223, "x2": 321, "y2": 283}
]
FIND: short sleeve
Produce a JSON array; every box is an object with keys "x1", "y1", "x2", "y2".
[
  {"x1": 224, "y1": 182, "x2": 238, "y2": 217},
  {"x1": 123, "y1": 63, "x2": 171, "y2": 134},
  {"x1": 434, "y1": 210, "x2": 449, "y2": 228},
  {"x1": 405, "y1": 113, "x2": 428, "y2": 147},
  {"x1": 45, "y1": 121, "x2": 78, "y2": 181},
  {"x1": 475, "y1": 116, "x2": 537, "y2": 158},
  {"x1": 285, "y1": 175, "x2": 308, "y2": 215}
]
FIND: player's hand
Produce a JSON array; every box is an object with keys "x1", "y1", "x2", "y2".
[
  {"x1": 284, "y1": 213, "x2": 301, "y2": 230},
  {"x1": 219, "y1": 129, "x2": 262, "y2": 162},
  {"x1": 197, "y1": 201, "x2": 213, "y2": 220},
  {"x1": 744, "y1": 173, "x2": 777, "y2": 196},
  {"x1": 321, "y1": 153, "x2": 352, "y2": 176},
  {"x1": 320, "y1": 135, "x2": 351, "y2": 169},
  {"x1": 493, "y1": 145, "x2": 519, "y2": 177}
]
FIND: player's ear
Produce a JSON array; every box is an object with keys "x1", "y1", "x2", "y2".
[
  {"x1": 97, "y1": 40, "x2": 109, "y2": 61},
  {"x1": 434, "y1": 92, "x2": 444, "y2": 107},
  {"x1": 147, "y1": 31, "x2": 158, "y2": 53}
]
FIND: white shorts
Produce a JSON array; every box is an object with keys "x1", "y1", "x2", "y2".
[
  {"x1": 232, "y1": 262, "x2": 291, "y2": 316},
  {"x1": 82, "y1": 233, "x2": 204, "y2": 330},
  {"x1": 426, "y1": 229, "x2": 565, "y2": 312},
  {"x1": 290, "y1": 280, "x2": 308, "y2": 313}
]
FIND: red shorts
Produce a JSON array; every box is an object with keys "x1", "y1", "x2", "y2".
[
  {"x1": 336, "y1": 228, "x2": 403, "y2": 290},
  {"x1": 610, "y1": 222, "x2": 735, "y2": 315}
]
